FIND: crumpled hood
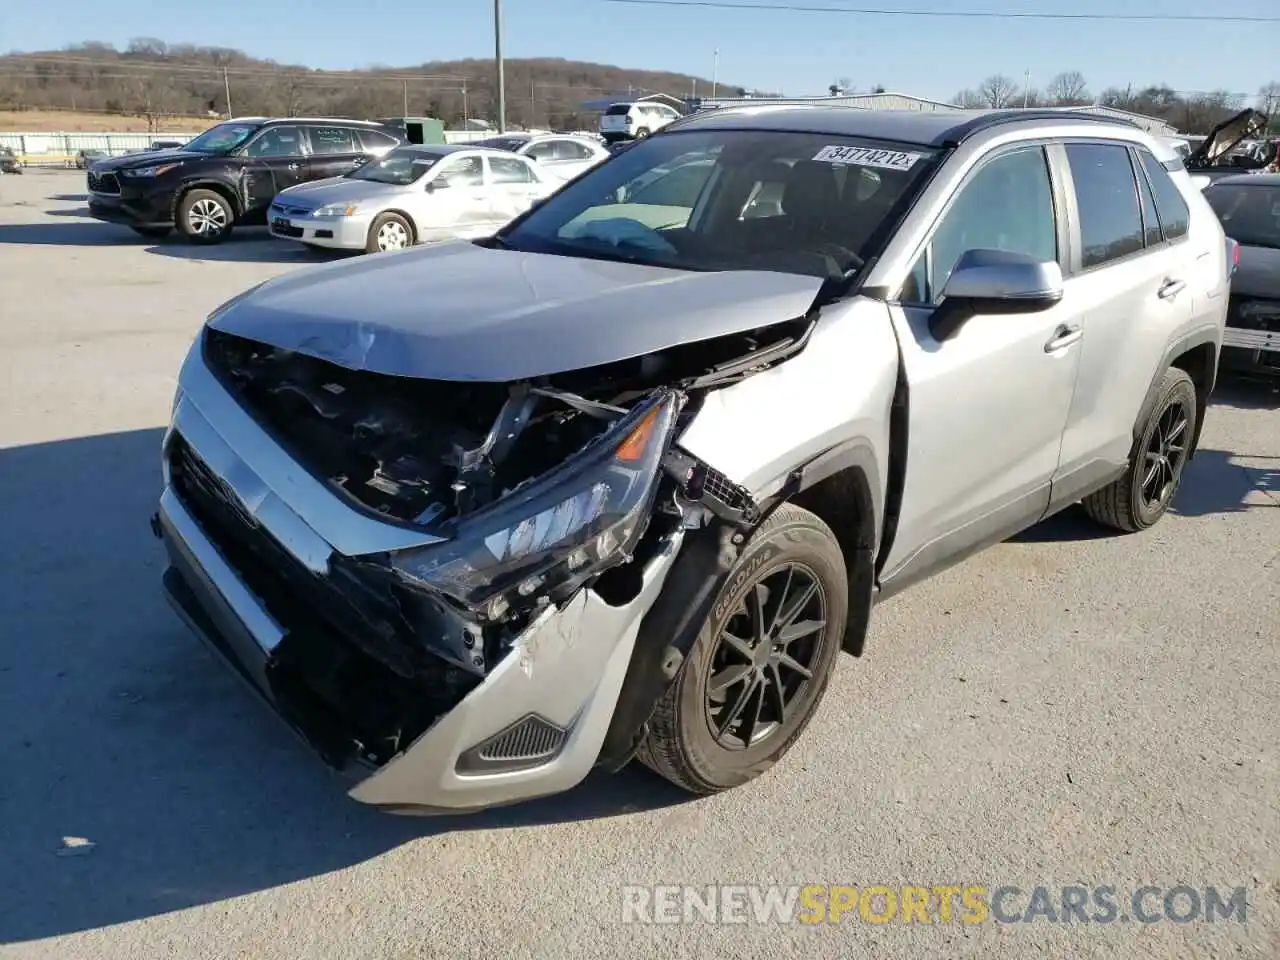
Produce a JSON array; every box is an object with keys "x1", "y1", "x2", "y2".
[
  {"x1": 274, "y1": 177, "x2": 407, "y2": 208},
  {"x1": 207, "y1": 241, "x2": 825, "y2": 381}
]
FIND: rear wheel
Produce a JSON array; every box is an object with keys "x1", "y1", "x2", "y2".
[
  {"x1": 366, "y1": 212, "x2": 413, "y2": 254},
  {"x1": 177, "y1": 189, "x2": 234, "y2": 244},
  {"x1": 638, "y1": 504, "x2": 849, "y2": 794},
  {"x1": 130, "y1": 226, "x2": 172, "y2": 239},
  {"x1": 1082, "y1": 367, "x2": 1197, "y2": 532},
  {"x1": 634, "y1": 127, "x2": 651, "y2": 139}
]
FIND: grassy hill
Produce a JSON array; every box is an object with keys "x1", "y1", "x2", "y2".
[{"x1": 0, "y1": 41, "x2": 747, "y2": 131}]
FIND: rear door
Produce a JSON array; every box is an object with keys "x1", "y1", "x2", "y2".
[
  {"x1": 486, "y1": 153, "x2": 546, "y2": 223},
  {"x1": 1051, "y1": 141, "x2": 1196, "y2": 493},
  {"x1": 416, "y1": 154, "x2": 493, "y2": 242},
  {"x1": 240, "y1": 125, "x2": 309, "y2": 217},
  {"x1": 305, "y1": 124, "x2": 370, "y2": 180}
]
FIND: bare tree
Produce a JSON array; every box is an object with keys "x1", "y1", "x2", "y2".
[
  {"x1": 1259, "y1": 81, "x2": 1280, "y2": 133},
  {"x1": 952, "y1": 88, "x2": 986, "y2": 109},
  {"x1": 976, "y1": 74, "x2": 1020, "y2": 108},
  {"x1": 1047, "y1": 71, "x2": 1090, "y2": 106}
]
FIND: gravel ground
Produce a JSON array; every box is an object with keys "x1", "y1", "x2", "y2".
[{"x1": 1, "y1": 171, "x2": 1277, "y2": 960}]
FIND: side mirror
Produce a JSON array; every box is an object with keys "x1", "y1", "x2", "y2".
[
  {"x1": 426, "y1": 177, "x2": 451, "y2": 192},
  {"x1": 930, "y1": 248, "x2": 1064, "y2": 341}
]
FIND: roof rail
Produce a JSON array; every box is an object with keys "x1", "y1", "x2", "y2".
[{"x1": 939, "y1": 109, "x2": 1141, "y2": 146}]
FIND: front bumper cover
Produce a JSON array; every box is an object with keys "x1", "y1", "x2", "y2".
[{"x1": 156, "y1": 346, "x2": 687, "y2": 812}]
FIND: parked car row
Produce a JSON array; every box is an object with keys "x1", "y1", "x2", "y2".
[{"x1": 83, "y1": 115, "x2": 610, "y2": 251}]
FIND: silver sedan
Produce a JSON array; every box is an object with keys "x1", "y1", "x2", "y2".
[{"x1": 267, "y1": 144, "x2": 556, "y2": 254}]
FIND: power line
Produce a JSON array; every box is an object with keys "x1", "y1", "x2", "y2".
[{"x1": 598, "y1": 0, "x2": 1280, "y2": 22}]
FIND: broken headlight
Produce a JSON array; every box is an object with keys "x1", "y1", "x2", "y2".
[{"x1": 390, "y1": 389, "x2": 682, "y2": 618}]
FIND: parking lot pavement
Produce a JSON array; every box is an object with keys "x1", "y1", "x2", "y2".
[{"x1": 1, "y1": 171, "x2": 1277, "y2": 959}]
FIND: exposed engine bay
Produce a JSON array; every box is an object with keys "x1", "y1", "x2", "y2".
[
  {"x1": 204, "y1": 321, "x2": 810, "y2": 526},
  {"x1": 192, "y1": 318, "x2": 811, "y2": 771}
]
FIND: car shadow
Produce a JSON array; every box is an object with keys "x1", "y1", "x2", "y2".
[
  {"x1": 0, "y1": 222, "x2": 141, "y2": 245},
  {"x1": 1009, "y1": 504, "x2": 1115, "y2": 543},
  {"x1": 49, "y1": 193, "x2": 89, "y2": 201},
  {"x1": 46, "y1": 206, "x2": 90, "y2": 217},
  {"x1": 1211, "y1": 373, "x2": 1280, "y2": 411},
  {"x1": 0, "y1": 428, "x2": 692, "y2": 943},
  {"x1": 144, "y1": 232, "x2": 353, "y2": 264},
  {"x1": 1170, "y1": 448, "x2": 1278, "y2": 517}
]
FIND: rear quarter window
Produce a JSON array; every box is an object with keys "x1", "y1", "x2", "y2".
[{"x1": 1137, "y1": 150, "x2": 1190, "y2": 241}]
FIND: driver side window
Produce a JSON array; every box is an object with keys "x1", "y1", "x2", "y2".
[
  {"x1": 433, "y1": 155, "x2": 484, "y2": 187},
  {"x1": 902, "y1": 146, "x2": 1057, "y2": 305}
]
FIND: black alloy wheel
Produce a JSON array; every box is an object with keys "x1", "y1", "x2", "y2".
[{"x1": 705, "y1": 564, "x2": 827, "y2": 750}]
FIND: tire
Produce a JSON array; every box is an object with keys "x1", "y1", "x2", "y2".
[
  {"x1": 176, "y1": 188, "x2": 234, "y2": 244},
  {"x1": 130, "y1": 225, "x2": 172, "y2": 239},
  {"x1": 365, "y1": 212, "x2": 413, "y2": 254},
  {"x1": 638, "y1": 503, "x2": 850, "y2": 795},
  {"x1": 1082, "y1": 367, "x2": 1198, "y2": 532},
  {"x1": 634, "y1": 127, "x2": 651, "y2": 139}
]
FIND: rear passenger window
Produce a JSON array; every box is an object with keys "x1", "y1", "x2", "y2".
[
  {"x1": 1133, "y1": 153, "x2": 1163, "y2": 248},
  {"x1": 309, "y1": 126, "x2": 356, "y2": 155},
  {"x1": 1138, "y1": 150, "x2": 1190, "y2": 241},
  {"x1": 1065, "y1": 143, "x2": 1144, "y2": 269},
  {"x1": 903, "y1": 145, "x2": 1057, "y2": 304}
]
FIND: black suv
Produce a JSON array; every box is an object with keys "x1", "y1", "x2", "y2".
[{"x1": 86, "y1": 118, "x2": 405, "y2": 244}]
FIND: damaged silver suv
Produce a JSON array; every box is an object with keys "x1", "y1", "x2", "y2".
[{"x1": 155, "y1": 107, "x2": 1230, "y2": 812}]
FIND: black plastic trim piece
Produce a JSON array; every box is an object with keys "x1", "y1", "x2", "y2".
[
  {"x1": 1133, "y1": 326, "x2": 1221, "y2": 458},
  {"x1": 455, "y1": 714, "x2": 568, "y2": 775},
  {"x1": 595, "y1": 522, "x2": 740, "y2": 771}
]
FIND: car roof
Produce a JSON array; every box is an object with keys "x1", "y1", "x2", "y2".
[
  {"x1": 260, "y1": 117, "x2": 389, "y2": 127},
  {"x1": 1208, "y1": 173, "x2": 1280, "y2": 187},
  {"x1": 670, "y1": 106, "x2": 1142, "y2": 147}
]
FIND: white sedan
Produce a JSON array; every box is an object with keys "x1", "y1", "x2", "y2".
[
  {"x1": 473, "y1": 133, "x2": 611, "y2": 182},
  {"x1": 267, "y1": 145, "x2": 556, "y2": 254}
]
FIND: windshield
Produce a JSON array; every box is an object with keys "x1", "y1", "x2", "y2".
[
  {"x1": 498, "y1": 129, "x2": 940, "y2": 283},
  {"x1": 1206, "y1": 183, "x2": 1280, "y2": 249},
  {"x1": 346, "y1": 148, "x2": 443, "y2": 185},
  {"x1": 182, "y1": 122, "x2": 259, "y2": 154},
  {"x1": 476, "y1": 137, "x2": 528, "y2": 152}
]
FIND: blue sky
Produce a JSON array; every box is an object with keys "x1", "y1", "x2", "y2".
[{"x1": 7, "y1": 0, "x2": 1278, "y2": 103}]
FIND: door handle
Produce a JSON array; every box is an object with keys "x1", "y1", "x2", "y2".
[
  {"x1": 1158, "y1": 278, "x2": 1186, "y2": 300},
  {"x1": 287, "y1": 162, "x2": 300, "y2": 171},
  {"x1": 1044, "y1": 324, "x2": 1083, "y2": 352}
]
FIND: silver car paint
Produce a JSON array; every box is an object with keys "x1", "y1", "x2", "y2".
[
  {"x1": 350, "y1": 529, "x2": 683, "y2": 810},
  {"x1": 859, "y1": 119, "x2": 1228, "y2": 578},
  {"x1": 677, "y1": 297, "x2": 897, "y2": 512},
  {"x1": 270, "y1": 151, "x2": 553, "y2": 250},
  {"x1": 208, "y1": 241, "x2": 825, "y2": 380}
]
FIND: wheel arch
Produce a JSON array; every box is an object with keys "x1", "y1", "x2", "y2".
[
  {"x1": 785, "y1": 438, "x2": 881, "y2": 656},
  {"x1": 371, "y1": 208, "x2": 419, "y2": 245},
  {"x1": 173, "y1": 179, "x2": 242, "y2": 220},
  {"x1": 1135, "y1": 327, "x2": 1219, "y2": 461}
]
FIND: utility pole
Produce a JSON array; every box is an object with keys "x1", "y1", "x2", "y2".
[
  {"x1": 1023, "y1": 69, "x2": 1030, "y2": 108},
  {"x1": 403, "y1": 79, "x2": 409, "y2": 117},
  {"x1": 223, "y1": 67, "x2": 233, "y2": 118},
  {"x1": 494, "y1": 0, "x2": 507, "y2": 133},
  {"x1": 712, "y1": 49, "x2": 719, "y2": 98},
  {"x1": 462, "y1": 79, "x2": 469, "y2": 125}
]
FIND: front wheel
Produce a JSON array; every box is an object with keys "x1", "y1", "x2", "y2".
[
  {"x1": 365, "y1": 212, "x2": 413, "y2": 253},
  {"x1": 638, "y1": 503, "x2": 850, "y2": 795},
  {"x1": 634, "y1": 127, "x2": 651, "y2": 139},
  {"x1": 1083, "y1": 367, "x2": 1198, "y2": 532},
  {"x1": 177, "y1": 188, "x2": 234, "y2": 244}
]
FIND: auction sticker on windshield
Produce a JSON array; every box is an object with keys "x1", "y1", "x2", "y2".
[{"x1": 812, "y1": 145, "x2": 924, "y2": 171}]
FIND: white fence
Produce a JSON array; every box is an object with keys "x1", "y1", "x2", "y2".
[{"x1": 0, "y1": 128, "x2": 550, "y2": 166}]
